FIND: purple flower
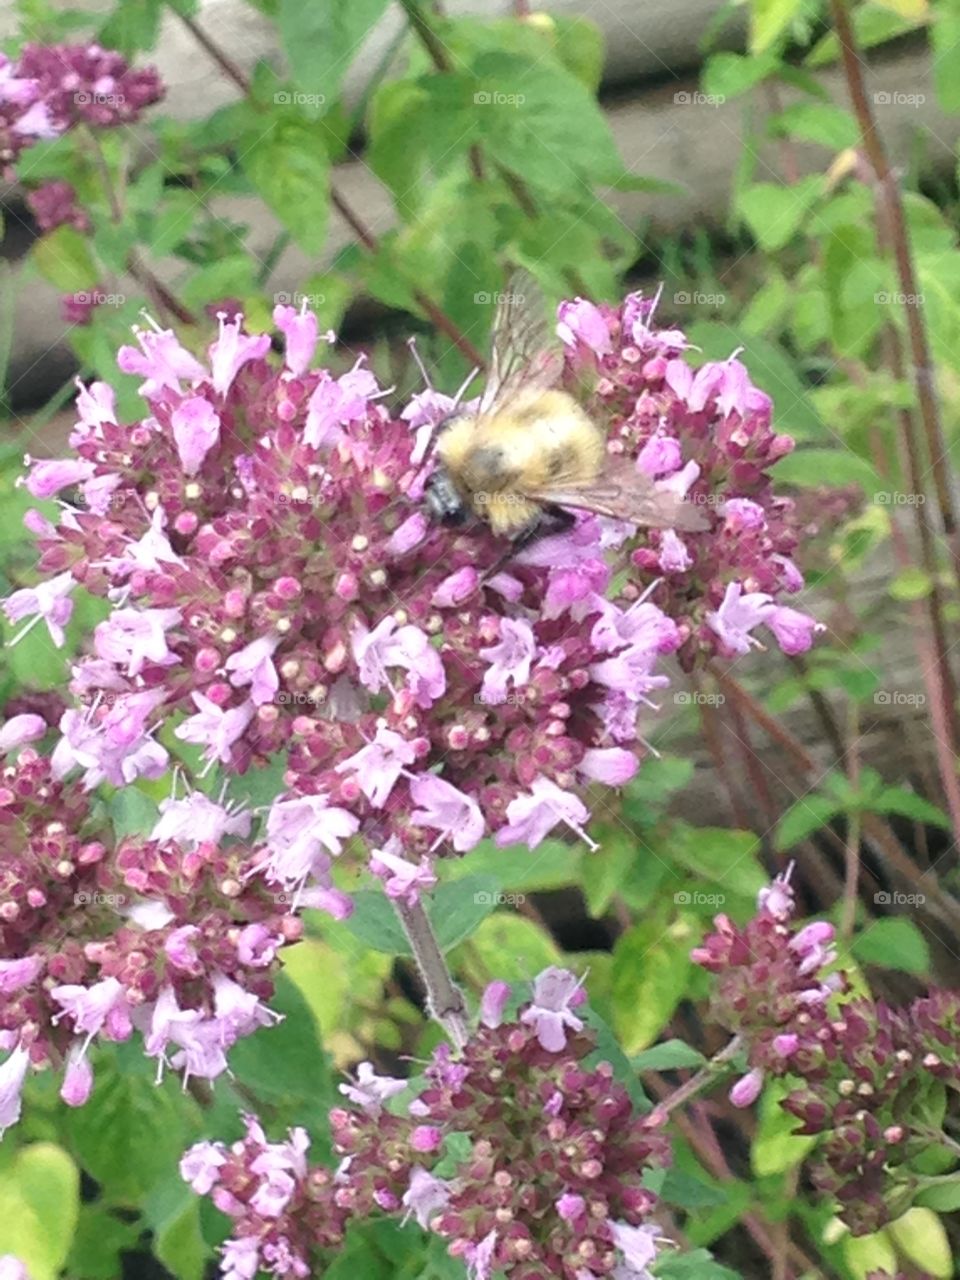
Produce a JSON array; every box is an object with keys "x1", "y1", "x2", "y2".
[
  {"x1": 465, "y1": 1230, "x2": 498, "y2": 1280},
  {"x1": 765, "y1": 605, "x2": 824, "y2": 655},
  {"x1": 369, "y1": 839, "x2": 437, "y2": 906},
  {"x1": 60, "y1": 1044, "x2": 94, "y2": 1106},
  {"x1": 304, "y1": 362, "x2": 380, "y2": 448},
  {"x1": 352, "y1": 617, "x2": 445, "y2": 708},
  {"x1": 520, "y1": 966, "x2": 586, "y2": 1052},
  {"x1": 3, "y1": 570, "x2": 75, "y2": 647},
  {"x1": 497, "y1": 776, "x2": 597, "y2": 851},
  {"x1": 0, "y1": 1046, "x2": 30, "y2": 1136},
  {"x1": 152, "y1": 791, "x2": 251, "y2": 849},
  {"x1": 339, "y1": 1061, "x2": 407, "y2": 1114},
  {"x1": 27, "y1": 179, "x2": 88, "y2": 232},
  {"x1": 409, "y1": 774, "x2": 485, "y2": 852},
  {"x1": 0, "y1": 957, "x2": 43, "y2": 994},
  {"x1": 402, "y1": 1166, "x2": 452, "y2": 1228},
  {"x1": 578, "y1": 747, "x2": 638, "y2": 786},
  {"x1": 208, "y1": 313, "x2": 270, "y2": 397},
  {"x1": 0, "y1": 714, "x2": 47, "y2": 752},
  {"x1": 556, "y1": 298, "x2": 612, "y2": 354},
  {"x1": 117, "y1": 324, "x2": 206, "y2": 398},
  {"x1": 705, "y1": 581, "x2": 774, "y2": 655},
  {"x1": 51, "y1": 977, "x2": 132, "y2": 1041},
  {"x1": 273, "y1": 302, "x2": 320, "y2": 377},
  {"x1": 729, "y1": 1067, "x2": 765, "y2": 1108},
  {"x1": 480, "y1": 979, "x2": 511, "y2": 1028},
  {"x1": 658, "y1": 528, "x2": 692, "y2": 573},
  {"x1": 94, "y1": 607, "x2": 181, "y2": 677},
  {"x1": 265, "y1": 795, "x2": 359, "y2": 881},
  {"x1": 174, "y1": 694, "x2": 254, "y2": 768},
  {"x1": 171, "y1": 396, "x2": 221, "y2": 475},
  {"x1": 479, "y1": 617, "x2": 537, "y2": 703},
  {"x1": 181, "y1": 1140, "x2": 227, "y2": 1194},
  {"x1": 610, "y1": 1220, "x2": 661, "y2": 1278},
  {"x1": 334, "y1": 723, "x2": 419, "y2": 808},
  {"x1": 556, "y1": 1192, "x2": 585, "y2": 1221},
  {"x1": 636, "y1": 434, "x2": 682, "y2": 478},
  {"x1": 23, "y1": 456, "x2": 95, "y2": 498},
  {"x1": 225, "y1": 634, "x2": 280, "y2": 706}
]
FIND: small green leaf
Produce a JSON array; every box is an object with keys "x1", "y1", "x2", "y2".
[
  {"x1": 773, "y1": 448, "x2": 881, "y2": 493},
  {"x1": 853, "y1": 919, "x2": 931, "y2": 975},
  {"x1": 31, "y1": 226, "x2": 99, "y2": 291},
  {"x1": 737, "y1": 177, "x2": 823, "y2": 251},
  {"x1": 751, "y1": 0, "x2": 806, "y2": 53},
  {"x1": 769, "y1": 102, "x2": 859, "y2": 149},
  {"x1": 278, "y1": 0, "x2": 390, "y2": 108},
  {"x1": 702, "y1": 50, "x2": 780, "y2": 99},
  {"x1": 655, "y1": 1250, "x2": 743, "y2": 1279},
  {"x1": 887, "y1": 1206, "x2": 951, "y2": 1278},
  {"x1": 915, "y1": 1176, "x2": 960, "y2": 1212},
  {"x1": 242, "y1": 116, "x2": 331, "y2": 253},
  {"x1": 888, "y1": 566, "x2": 933, "y2": 601},
  {"x1": 632, "y1": 1039, "x2": 707, "y2": 1071},
  {"x1": 752, "y1": 1079, "x2": 817, "y2": 1176},
  {"x1": 874, "y1": 786, "x2": 951, "y2": 827},
  {"x1": 611, "y1": 920, "x2": 693, "y2": 1054},
  {"x1": 0, "y1": 1144, "x2": 81, "y2": 1280},
  {"x1": 775, "y1": 793, "x2": 841, "y2": 850}
]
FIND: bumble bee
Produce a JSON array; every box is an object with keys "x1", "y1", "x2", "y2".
[{"x1": 424, "y1": 282, "x2": 708, "y2": 549}]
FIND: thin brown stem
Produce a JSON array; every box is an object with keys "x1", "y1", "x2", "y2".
[
  {"x1": 840, "y1": 703, "x2": 862, "y2": 941},
  {"x1": 648, "y1": 1035, "x2": 743, "y2": 1120},
  {"x1": 393, "y1": 896, "x2": 469, "y2": 1050},
  {"x1": 829, "y1": 0, "x2": 959, "y2": 558}
]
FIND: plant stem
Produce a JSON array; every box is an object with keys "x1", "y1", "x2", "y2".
[
  {"x1": 840, "y1": 703, "x2": 862, "y2": 941},
  {"x1": 830, "y1": 0, "x2": 959, "y2": 558},
  {"x1": 393, "y1": 897, "x2": 469, "y2": 1050},
  {"x1": 648, "y1": 1035, "x2": 743, "y2": 1120}
]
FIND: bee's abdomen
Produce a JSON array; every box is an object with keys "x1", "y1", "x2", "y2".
[{"x1": 463, "y1": 443, "x2": 514, "y2": 491}]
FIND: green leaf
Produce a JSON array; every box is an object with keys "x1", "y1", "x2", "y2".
[
  {"x1": 736, "y1": 177, "x2": 823, "y2": 251},
  {"x1": 887, "y1": 1206, "x2": 951, "y2": 1279},
  {"x1": 632, "y1": 1039, "x2": 707, "y2": 1071},
  {"x1": 154, "y1": 1198, "x2": 208, "y2": 1280},
  {"x1": 852, "y1": 918, "x2": 931, "y2": 975},
  {"x1": 874, "y1": 785, "x2": 951, "y2": 827},
  {"x1": 807, "y1": 3, "x2": 926, "y2": 66},
  {"x1": 611, "y1": 920, "x2": 694, "y2": 1054},
  {"x1": 344, "y1": 889, "x2": 410, "y2": 955},
  {"x1": 31, "y1": 225, "x2": 99, "y2": 291},
  {"x1": 752, "y1": 1079, "x2": 817, "y2": 1176},
  {"x1": 228, "y1": 971, "x2": 335, "y2": 1133},
  {"x1": 915, "y1": 1176, "x2": 960, "y2": 1212},
  {"x1": 241, "y1": 116, "x2": 331, "y2": 253},
  {"x1": 456, "y1": 912, "x2": 561, "y2": 983},
  {"x1": 99, "y1": 0, "x2": 162, "y2": 54},
  {"x1": 62, "y1": 1044, "x2": 198, "y2": 1202},
  {"x1": 655, "y1": 1250, "x2": 743, "y2": 1279},
  {"x1": 750, "y1": 0, "x2": 806, "y2": 52},
  {"x1": 551, "y1": 15, "x2": 605, "y2": 91},
  {"x1": 67, "y1": 1205, "x2": 141, "y2": 1280},
  {"x1": 773, "y1": 448, "x2": 881, "y2": 494},
  {"x1": 0, "y1": 1144, "x2": 79, "y2": 1280},
  {"x1": 888, "y1": 566, "x2": 933, "y2": 601},
  {"x1": 769, "y1": 102, "x2": 859, "y2": 149},
  {"x1": 107, "y1": 786, "x2": 159, "y2": 838},
  {"x1": 775, "y1": 793, "x2": 842, "y2": 850},
  {"x1": 278, "y1": 0, "x2": 390, "y2": 108},
  {"x1": 581, "y1": 1004, "x2": 650, "y2": 1108},
  {"x1": 701, "y1": 49, "x2": 780, "y2": 100}
]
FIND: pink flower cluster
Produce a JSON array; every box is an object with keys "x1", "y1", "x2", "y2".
[
  {"x1": 557, "y1": 293, "x2": 822, "y2": 665},
  {"x1": 0, "y1": 43, "x2": 162, "y2": 171},
  {"x1": 8, "y1": 301, "x2": 727, "y2": 912},
  {"x1": 182, "y1": 967, "x2": 670, "y2": 1280},
  {"x1": 0, "y1": 724, "x2": 299, "y2": 1134},
  {"x1": 693, "y1": 869, "x2": 960, "y2": 1234}
]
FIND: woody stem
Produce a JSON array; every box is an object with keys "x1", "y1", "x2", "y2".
[{"x1": 393, "y1": 897, "x2": 469, "y2": 1050}]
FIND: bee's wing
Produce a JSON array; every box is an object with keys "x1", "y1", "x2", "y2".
[
  {"x1": 524, "y1": 459, "x2": 710, "y2": 532},
  {"x1": 479, "y1": 272, "x2": 564, "y2": 413}
]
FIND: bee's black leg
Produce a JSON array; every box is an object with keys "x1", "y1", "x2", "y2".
[{"x1": 480, "y1": 505, "x2": 576, "y2": 582}]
